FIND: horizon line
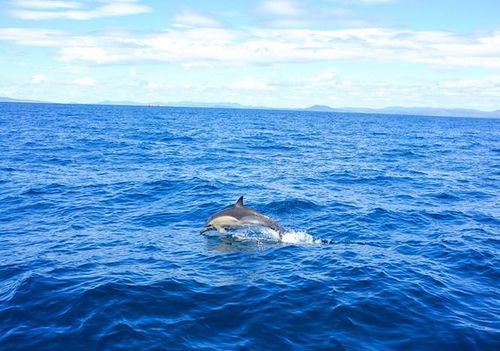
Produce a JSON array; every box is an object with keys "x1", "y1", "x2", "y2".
[{"x1": 1, "y1": 97, "x2": 499, "y2": 119}]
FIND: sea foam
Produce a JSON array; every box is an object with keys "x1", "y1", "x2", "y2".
[{"x1": 232, "y1": 227, "x2": 323, "y2": 245}]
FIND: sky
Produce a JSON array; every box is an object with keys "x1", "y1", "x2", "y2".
[{"x1": 0, "y1": 0, "x2": 499, "y2": 110}]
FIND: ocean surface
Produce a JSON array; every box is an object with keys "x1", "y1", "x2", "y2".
[{"x1": 0, "y1": 102, "x2": 499, "y2": 350}]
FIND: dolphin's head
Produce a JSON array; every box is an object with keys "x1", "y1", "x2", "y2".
[
  {"x1": 200, "y1": 197, "x2": 245, "y2": 234},
  {"x1": 200, "y1": 216, "x2": 231, "y2": 234},
  {"x1": 200, "y1": 211, "x2": 220, "y2": 234}
]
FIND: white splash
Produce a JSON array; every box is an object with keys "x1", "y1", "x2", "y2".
[
  {"x1": 232, "y1": 227, "x2": 323, "y2": 245},
  {"x1": 280, "y1": 230, "x2": 323, "y2": 245}
]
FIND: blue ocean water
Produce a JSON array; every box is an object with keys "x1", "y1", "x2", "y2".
[{"x1": 0, "y1": 102, "x2": 499, "y2": 350}]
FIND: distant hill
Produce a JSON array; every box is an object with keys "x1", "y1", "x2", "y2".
[
  {"x1": 0, "y1": 96, "x2": 47, "y2": 103},
  {"x1": 1, "y1": 96, "x2": 498, "y2": 118},
  {"x1": 378, "y1": 107, "x2": 500, "y2": 118},
  {"x1": 305, "y1": 105, "x2": 340, "y2": 112},
  {"x1": 304, "y1": 105, "x2": 500, "y2": 118}
]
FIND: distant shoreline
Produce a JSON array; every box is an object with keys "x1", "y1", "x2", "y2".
[{"x1": 1, "y1": 98, "x2": 498, "y2": 120}]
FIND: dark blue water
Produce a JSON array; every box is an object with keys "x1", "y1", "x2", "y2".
[{"x1": 0, "y1": 103, "x2": 499, "y2": 350}]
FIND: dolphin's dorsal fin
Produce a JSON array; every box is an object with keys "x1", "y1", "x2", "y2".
[{"x1": 235, "y1": 196, "x2": 244, "y2": 207}]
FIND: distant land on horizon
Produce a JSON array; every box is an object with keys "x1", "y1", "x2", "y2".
[
  {"x1": 303, "y1": 105, "x2": 500, "y2": 119},
  {"x1": 0, "y1": 96, "x2": 49, "y2": 104},
  {"x1": 1, "y1": 96, "x2": 499, "y2": 119}
]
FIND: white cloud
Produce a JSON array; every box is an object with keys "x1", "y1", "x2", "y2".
[
  {"x1": 244, "y1": 70, "x2": 497, "y2": 109},
  {"x1": 146, "y1": 81, "x2": 160, "y2": 89},
  {"x1": 356, "y1": 0, "x2": 396, "y2": 4},
  {"x1": 229, "y1": 77, "x2": 274, "y2": 91},
  {"x1": 359, "y1": 0, "x2": 395, "y2": 3},
  {"x1": 273, "y1": 69, "x2": 345, "y2": 91},
  {"x1": 437, "y1": 76, "x2": 500, "y2": 97},
  {"x1": 330, "y1": 0, "x2": 396, "y2": 4},
  {"x1": 309, "y1": 69, "x2": 337, "y2": 83},
  {"x1": 256, "y1": 0, "x2": 370, "y2": 27},
  {"x1": 173, "y1": 10, "x2": 222, "y2": 28},
  {"x1": 0, "y1": 27, "x2": 82, "y2": 46},
  {"x1": 31, "y1": 74, "x2": 47, "y2": 83},
  {"x1": 73, "y1": 76, "x2": 96, "y2": 86},
  {"x1": 143, "y1": 80, "x2": 174, "y2": 91},
  {"x1": 61, "y1": 47, "x2": 114, "y2": 64},
  {"x1": 262, "y1": 18, "x2": 311, "y2": 28},
  {"x1": 257, "y1": 0, "x2": 303, "y2": 17},
  {"x1": 9, "y1": 0, "x2": 151, "y2": 20},
  {"x1": 13, "y1": 0, "x2": 83, "y2": 10},
  {"x1": 128, "y1": 67, "x2": 137, "y2": 77},
  {"x1": 1, "y1": 26, "x2": 500, "y2": 69}
]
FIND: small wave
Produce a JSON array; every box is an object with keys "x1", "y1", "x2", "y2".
[
  {"x1": 266, "y1": 199, "x2": 322, "y2": 214},
  {"x1": 425, "y1": 191, "x2": 460, "y2": 201}
]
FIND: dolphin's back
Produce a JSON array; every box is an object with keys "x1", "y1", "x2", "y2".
[{"x1": 241, "y1": 214, "x2": 284, "y2": 233}]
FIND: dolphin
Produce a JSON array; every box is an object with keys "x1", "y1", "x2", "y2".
[{"x1": 200, "y1": 196, "x2": 285, "y2": 237}]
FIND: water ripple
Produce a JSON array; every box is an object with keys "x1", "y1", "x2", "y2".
[{"x1": 0, "y1": 103, "x2": 499, "y2": 350}]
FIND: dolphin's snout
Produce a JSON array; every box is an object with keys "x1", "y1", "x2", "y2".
[{"x1": 200, "y1": 226, "x2": 212, "y2": 234}]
